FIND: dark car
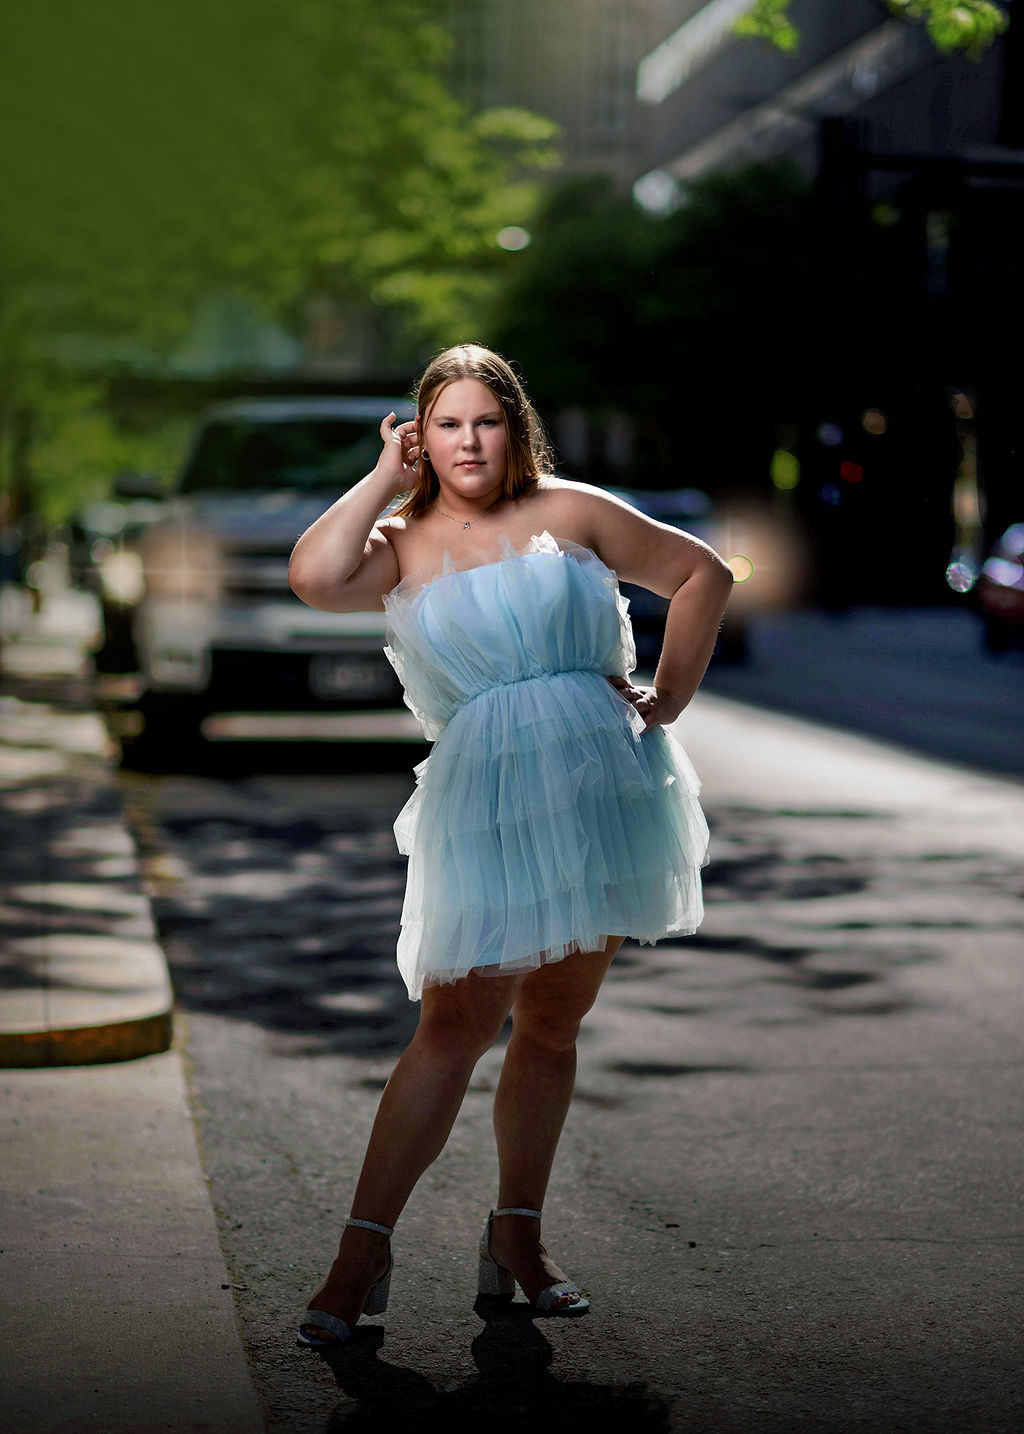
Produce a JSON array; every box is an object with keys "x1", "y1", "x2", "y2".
[
  {"x1": 607, "y1": 488, "x2": 806, "y2": 667},
  {"x1": 975, "y1": 522, "x2": 1024, "y2": 652}
]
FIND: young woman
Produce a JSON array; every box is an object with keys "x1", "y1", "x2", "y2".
[{"x1": 288, "y1": 343, "x2": 732, "y2": 1344}]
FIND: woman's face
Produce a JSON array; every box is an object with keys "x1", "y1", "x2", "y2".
[{"x1": 423, "y1": 378, "x2": 508, "y2": 501}]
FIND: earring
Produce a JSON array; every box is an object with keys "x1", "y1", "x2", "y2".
[{"x1": 421, "y1": 450, "x2": 429, "y2": 460}]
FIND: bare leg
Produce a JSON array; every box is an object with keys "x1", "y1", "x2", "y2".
[
  {"x1": 304, "y1": 969, "x2": 523, "y2": 1335},
  {"x1": 488, "y1": 938, "x2": 622, "y2": 1306}
]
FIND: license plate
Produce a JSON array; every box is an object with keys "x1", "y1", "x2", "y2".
[{"x1": 308, "y1": 654, "x2": 395, "y2": 700}]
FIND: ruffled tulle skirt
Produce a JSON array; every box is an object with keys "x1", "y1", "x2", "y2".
[{"x1": 393, "y1": 667, "x2": 708, "y2": 1000}]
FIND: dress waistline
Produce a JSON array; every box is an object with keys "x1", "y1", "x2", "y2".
[{"x1": 458, "y1": 665, "x2": 604, "y2": 709}]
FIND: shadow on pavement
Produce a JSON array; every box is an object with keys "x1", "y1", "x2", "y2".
[
  {"x1": 122, "y1": 744, "x2": 424, "y2": 1060},
  {"x1": 313, "y1": 1305, "x2": 672, "y2": 1433},
  {"x1": 120, "y1": 744, "x2": 1009, "y2": 1059}
]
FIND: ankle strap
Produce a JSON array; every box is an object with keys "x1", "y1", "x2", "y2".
[
  {"x1": 345, "y1": 1217, "x2": 394, "y2": 1236},
  {"x1": 493, "y1": 1206, "x2": 542, "y2": 1219}
]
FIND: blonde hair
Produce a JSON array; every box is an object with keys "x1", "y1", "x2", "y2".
[{"x1": 392, "y1": 343, "x2": 552, "y2": 520}]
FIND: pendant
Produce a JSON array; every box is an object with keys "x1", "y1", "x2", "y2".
[{"x1": 463, "y1": 521, "x2": 471, "y2": 529}]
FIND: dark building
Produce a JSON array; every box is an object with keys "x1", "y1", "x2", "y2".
[
  {"x1": 445, "y1": 1, "x2": 1022, "y2": 603},
  {"x1": 631, "y1": 1, "x2": 1005, "y2": 197},
  {"x1": 626, "y1": 0, "x2": 1023, "y2": 604}
]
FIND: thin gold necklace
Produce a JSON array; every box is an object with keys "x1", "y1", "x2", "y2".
[{"x1": 434, "y1": 495, "x2": 505, "y2": 529}]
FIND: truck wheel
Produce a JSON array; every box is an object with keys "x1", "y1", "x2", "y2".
[{"x1": 94, "y1": 605, "x2": 139, "y2": 673}]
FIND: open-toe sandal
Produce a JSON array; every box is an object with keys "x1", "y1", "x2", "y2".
[
  {"x1": 297, "y1": 1217, "x2": 394, "y2": 1347},
  {"x1": 477, "y1": 1206, "x2": 590, "y2": 1317}
]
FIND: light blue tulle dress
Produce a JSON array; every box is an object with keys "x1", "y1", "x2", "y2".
[{"x1": 382, "y1": 532, "x2": 709, "y2": 1000}]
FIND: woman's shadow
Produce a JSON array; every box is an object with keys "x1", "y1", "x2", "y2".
[{"x1": 318, "y1": 1298, "x2": 671, "y2": 1433}]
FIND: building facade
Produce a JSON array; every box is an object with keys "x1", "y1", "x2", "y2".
[
  {"x1": 446, "y1": 0, "x2": 664, "y2": 186},
  {"x1": 631, "y1": 0, "x2": 1007, "y2": 202},
  {"x1": 628, "y1": 1, "x2": 1022, "y2": 599}
]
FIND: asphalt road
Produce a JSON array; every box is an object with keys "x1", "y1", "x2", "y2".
[
  {"x1": 699, "y1": 605, "x2": 1023, "y2": 779},
  {"x1": 123, "y1": 694, "x2": 1024, "y2": 1434}
]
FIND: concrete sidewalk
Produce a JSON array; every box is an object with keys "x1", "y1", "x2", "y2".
[
  {"x1": 0, "y1": 597, "x2": 263, "y2": 1434},
  {"x1": 0, "y1": 622, "x2": 171, "y2": 1068}
]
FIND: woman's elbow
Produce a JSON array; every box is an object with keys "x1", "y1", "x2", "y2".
[
  {"x1": 288, "y1": 550, "x2": 325, "y2": 607},
  {"x1": 678, "y1": 546, "x2": 734, "y2": 601},
  {"x1": 707, "y1": 549, "x2": 735, "y2": 595}
]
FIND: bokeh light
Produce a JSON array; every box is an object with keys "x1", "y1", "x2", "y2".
[
  {"x1": 945, "y1": 560, "x2": 976, "y2": 593},
  {"x1": 770, "y1": 448, "x2": 800, "y2": 491},
  {"x1": 982, "y1": 555, "x2": 1024, "y2": 589},
  {"x1": 817, "y1": 422, "x2": 843, "y2": 447},
  {"x1": 861, "y1": 408, "x2": 887, "y2": 435},
  {"x1": 496, "y1": 226, "x2": 532, "y2": 251},
  {"x1": 728, "y1": 554, "x2": 754, "y2": 583}
]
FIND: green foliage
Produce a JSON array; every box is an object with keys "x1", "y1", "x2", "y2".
[
  {"x1": 28, "y1": 390, "x2": 189, "y2": 524},
  {"x1": 886, "y1": 0, "x2": 1009, "y2": 55},
  {"x1": 734, "y1": 0, "x2": 800, "y2": 52},
  {"x1": 0, "y1": 0, "x2": 558, "y2": 514},
  {"x1": 0, "y1": 0, "x2": 558, "y2": 346},
  {"x1": 738, "y1": 0, "x2": 1008, "y2": 54}
]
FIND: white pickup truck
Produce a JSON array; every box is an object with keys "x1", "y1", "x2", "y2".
[{"x1": 127, "y1": 394, "x2": 415, "y2": 746}]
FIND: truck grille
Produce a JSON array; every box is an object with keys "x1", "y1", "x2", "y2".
[{"x1": 221, "y1": 553, "x2": 294, "y2": 602}]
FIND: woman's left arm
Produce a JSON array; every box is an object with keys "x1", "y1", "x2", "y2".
[{"x1": 582, "y1": 488, "x2": 734, "y2": 728}]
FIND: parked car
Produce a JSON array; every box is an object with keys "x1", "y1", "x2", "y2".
[
  {"x1": 122, "y1": 395, "x2": 415, "y2": 747},
  {"x1": 607, "y1": 487, "x2": 807, "y2": 666},
  {"x1": 975, "y1": 522, "x2": 1024, "y2": 652}
]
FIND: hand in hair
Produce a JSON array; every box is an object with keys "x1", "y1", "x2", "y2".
[{"x1": 377, "y1": 412, "x2": 422, "y2": 499}]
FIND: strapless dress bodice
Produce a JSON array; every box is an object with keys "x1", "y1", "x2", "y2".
[{"x1": 383, "y1": 531, "x2": 636, "y2": 740}]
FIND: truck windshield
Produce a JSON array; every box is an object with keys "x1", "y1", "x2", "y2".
[{"x1": 179, "y1": 419, "x2": 383, "y2": 493}]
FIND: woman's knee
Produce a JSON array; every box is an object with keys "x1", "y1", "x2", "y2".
[
  {"x1": 511, "y1": 949, "x2": 614, "y2": 1052},
  {"x1": 415, "y1": 979, "x2": 515, "y2": 1064},
  {"x1": 510, "y1": 995, "x2": 587, "y2": 1054}
]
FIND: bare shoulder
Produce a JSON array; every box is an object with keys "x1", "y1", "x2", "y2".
[
  {"x1": 530, "y1": 475, "x2": 638, "y2": 533},
  {"x1": 535, "y1": 476, "x2": 730, "y2": 599},
  {"x1": 534, "y1": 474, "x2": 617, "y2": 505}
]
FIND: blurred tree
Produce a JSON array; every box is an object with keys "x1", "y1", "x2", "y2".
[
  {"x1": 489, "y1": 164, "x2": 816, "y2": 488},
  {"x1": 489, "y1": 160, "x2": 966, "y2": 602},
  {"x1": 489, "y1": 177, "x2": 653, "y2": 409},
  {"x1": 0, "y1": 0, "x2": 558, "y2": 517},
  {"x1": 736, "y1": 0, "x2": 1008, "y2": 55}
]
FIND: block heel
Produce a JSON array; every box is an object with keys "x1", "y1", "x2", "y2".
[{"x1": 477, "y1": 1207, "x2": 590, "y2": 1316}]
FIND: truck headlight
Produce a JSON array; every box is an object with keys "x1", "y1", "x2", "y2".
[
  {"x1": 98, "y1": 550, "x2": 146, "y2": 605},
  {"x1": 141, "y1": 528, "x2": 223, "y2": 603}
]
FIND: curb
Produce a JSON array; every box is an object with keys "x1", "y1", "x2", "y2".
[
  {"x1": 1, "y1": 617, "x2": 176, "y2": 1070},
  {"x1": 0, "y1": 1009, "x2": 173, "y2": 1068}
]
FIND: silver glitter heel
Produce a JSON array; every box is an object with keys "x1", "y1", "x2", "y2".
[
  {"x1": 297, "y1": 1217, "x2": 394, "y2": 1347},
  {"x1": 477, "y1": 1207, "x2": 590, "y2": 1316}
]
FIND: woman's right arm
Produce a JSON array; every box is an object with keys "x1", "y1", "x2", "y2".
[{"x1": 288, "y1": 413, "x2": 419, "y2": 612}]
